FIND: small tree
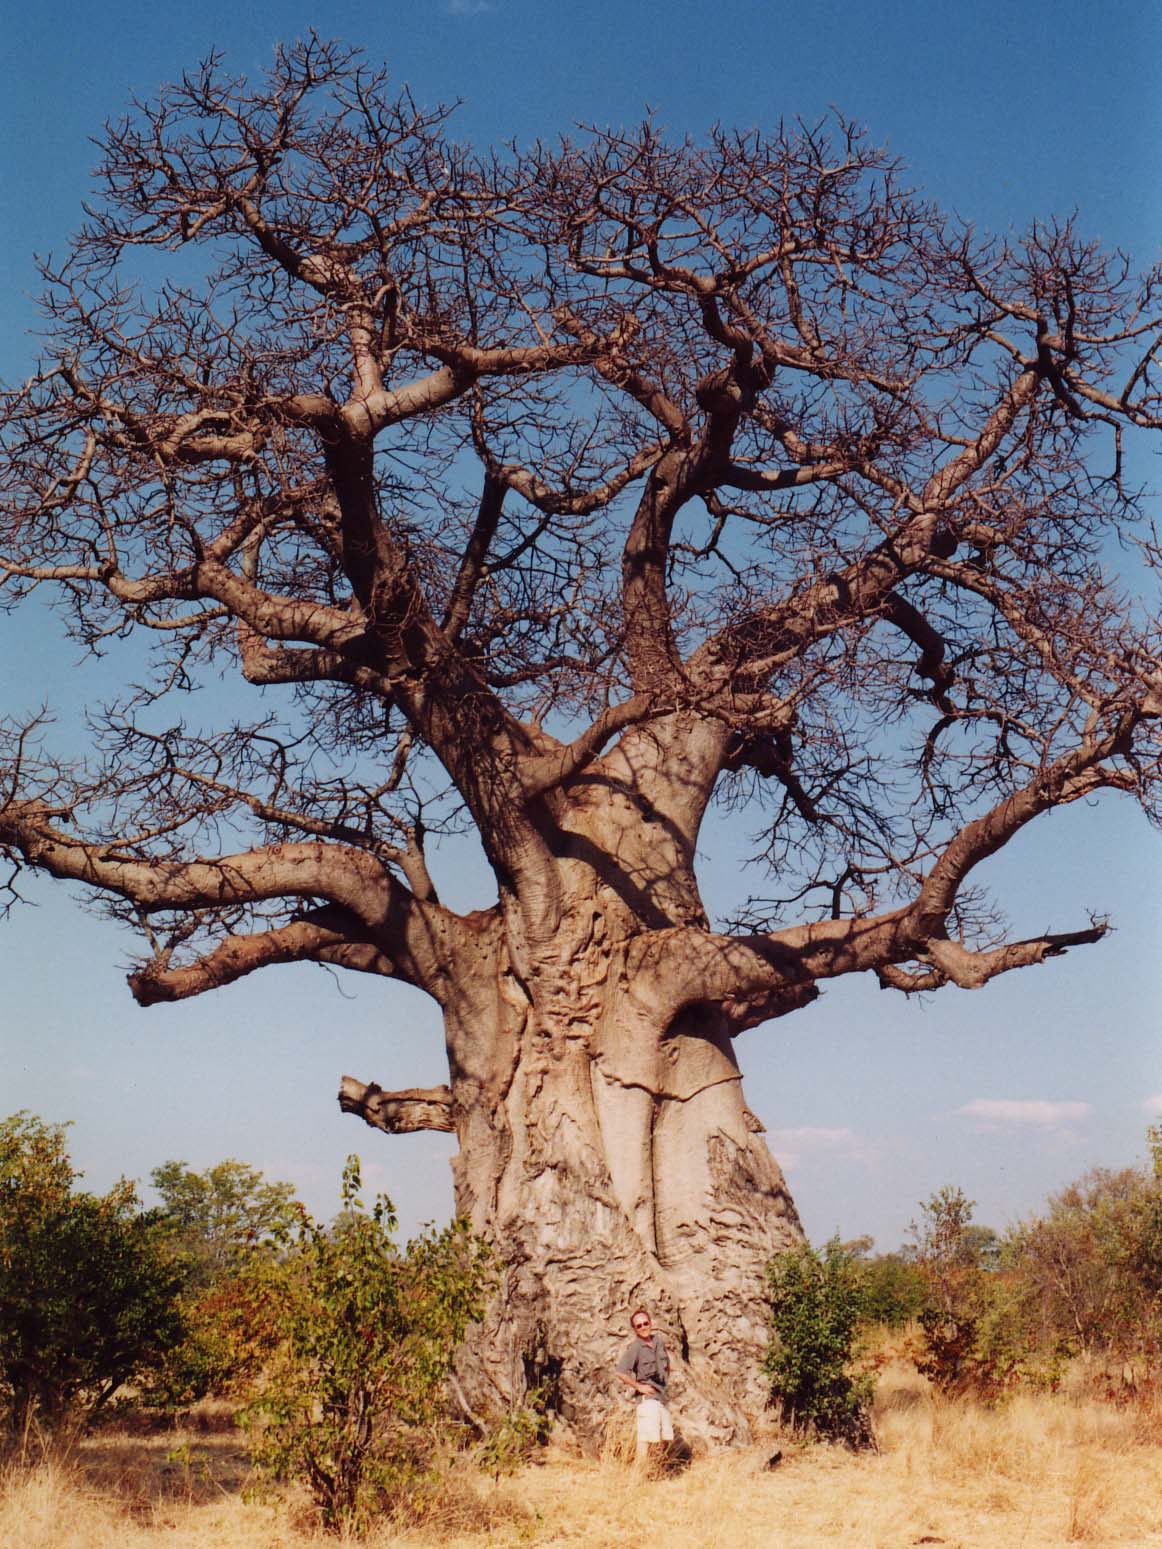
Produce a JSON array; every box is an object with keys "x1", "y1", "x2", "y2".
[
  {"x1": 141, "y1": 1158, "x2": 303, "y2": 1408},
  {"x1": 908, "y1": 1187, "x2": 1011, "y2": 1394},
  {"x1": 244, "y1": 1157, "x2": 491, "y2": 1535},
  {"x1": 765, "y1": 1238, "x2": 874, "y2": 1447},
  {"x1": 152, "y1": 1159, "x2": 301, "y2": 1283},
  {"x1": 0, "y1": 1114, "x2": 187, "y2": 1453},
  {"x1": 1004, "y1": 1135, "x2": 1162, "y2": 1370}
]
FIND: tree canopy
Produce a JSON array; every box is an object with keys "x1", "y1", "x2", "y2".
[
  {"x1": 0, "y1": 1114, "x2": 186, "y2": 1449},
  {"x1": 1, "y1": 40, "x2": 1158, "y2": 1008},
  {"x1": 151, "y1": 1158, "x2": 300, "y2": 1282}
]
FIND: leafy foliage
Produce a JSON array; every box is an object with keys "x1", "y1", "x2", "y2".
[
  {"x1": 470, "y1": 1387, "x2": 550, "y2": 1480},
  {"x1": 0, "y1": 1114, "x2": 187, "y2": 1453},
  {"x1": 138, "y1": 1253, "x2": 291, "y2": 1412},
  {"x1": 244, "y1": 1157, "x2": 492, "y2": 1535},
  {"x1": 905, "y1": 1142, "x2": 1162, "y2": 1399},
  {"x1": 1003, "y1": 1137, "x2": 1162, "y2": 1372},
  {"x1": 766, "y1": 1237, "x2": 875, "y2": 1448},
  {"x1": 140, "y1": 1159, "x2": 302, "y2": 1409},
  {"x1": 151, "y1": 1159, "x2": 301, "y2": 1283},
  {"x1": 842, "y1": 1237, "x2": 929, "y2": 1329},
  {"x1": 908, "y1": 1187, "x2": 1001, "y2": 1394}
]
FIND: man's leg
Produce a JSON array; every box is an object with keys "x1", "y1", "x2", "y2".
[
  {"x1": 635, "y1": 1398, "x2": 662, "y2": 1467},
  {"x1": 655, "y1": 1398, "x2": 675, "y2": 1471}
]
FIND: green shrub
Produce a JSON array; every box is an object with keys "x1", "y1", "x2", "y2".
[
  {"x1": 970, "y1": 1249, "x2": 1066, "y2": 1393},
  {"x1": 908, "y1": 1187, "x2": 991, "y2": 1394},
  {"x1": 850, "y1": 1249, "x2": 928, "y2": 1329},
  {"x1": 0, "y1": 1113, "x2": 187, "y2": 1454},
  {"x1": 142, "y1": 1159, "x2": 302, "y2": 1409},
  {"x1": 765, "y1": 1237, "x2": 874, "y2": 1448},
  {"x1": 471, "y1": 1386, "x2": 549, "y2": 1480},
  {"x1": 1001, "y1": 1131, "x2": 1162, "y2": 1372},
  {"x1": 243, "y1": 1157, "x2": 491, "y2": 1536}
]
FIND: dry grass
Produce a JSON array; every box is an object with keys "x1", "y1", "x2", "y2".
[{"x1": 4, "y1": 1371, "x2": 1162, "y2": 1549}]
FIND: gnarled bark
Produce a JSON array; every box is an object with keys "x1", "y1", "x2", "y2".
[
  {"x1": 338, "y1": 1077, "x2": 454, "y2": 1134},
  {"x1": 345, "y1": 871, "x2": 801, "y2": 1443}
]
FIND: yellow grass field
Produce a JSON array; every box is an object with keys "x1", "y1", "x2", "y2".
[{"x1": 5, "y1": 1366, "x2": 1162, "y2": 1549}]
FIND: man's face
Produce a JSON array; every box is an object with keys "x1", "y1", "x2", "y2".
[{"x1": 631, "y1": 1313, "x2": 652, "y2": 1338}]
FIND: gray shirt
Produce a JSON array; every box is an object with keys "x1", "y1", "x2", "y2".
[{"x1": 616, "y1": 1332, "x2": 669, "y2": 1401}]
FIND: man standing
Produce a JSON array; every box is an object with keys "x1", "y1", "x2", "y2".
[{"x1": 615, "y1": 1307, "x2": 673, "y2": 1464}]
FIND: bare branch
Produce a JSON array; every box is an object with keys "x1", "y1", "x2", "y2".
[
  {"x1": 338, "y1": 1075, "x2": 454, "y2": 1134},
  {"x1": 129, "y1": 908, "x2": 399, "y2": 1004},
  {"x1": 877, "y1": 921, "x2": 1109, "y2": 994}
]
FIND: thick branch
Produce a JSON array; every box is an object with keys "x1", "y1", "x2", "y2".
[
  {"x1": 0, "y1": 801, "x2": 461, "y2": 997},
  {"x1": 877, "y1": 922, "x2": 1109, "y2": 994},
  {"x1": 882, "y1": 592, "x2": 956, "y2": 708},
  {"x1": 686, "y1": 509, "x2": 951, "y2": 693},
  {"x1": 913, "y1": 728, "x2": 1137, "y2": 930},
  {"x1": 236, "y1": 626, "x2": 397, "y2": 698},
  {"x1": 443, "y1": 473, "x2": 506, "y2": 643},
  {"x1": 338, "y1": 1075, "x2": 454, "y2": 1134},
  {"x1": 520, "y1": 694, "x2": 656, "y2": 799},
  {"x1": 129, "y1": 909, "x2": 399, "y2": 1004},
  {"x1": 0, "y1": 804, "x2": 389, "y2": 916},
  {"x1": 656, "y1": 720, "x2": 1137, "y2": 1018}
]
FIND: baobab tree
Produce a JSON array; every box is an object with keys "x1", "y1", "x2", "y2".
[{"x1": 2, "y1": 40, "x2": 1160, "y2": 1441}]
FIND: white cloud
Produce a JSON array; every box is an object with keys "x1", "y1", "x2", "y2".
[
  {"x1": 768, "y1": 1126, "x2": 877, "y2": 1173},
  {"x1": 769, "y1": 1126, "x2": 859, "y2": 1149},
  {"x1": 1144, "y1": 1094, "x2": 1162, "y2": 1117},
  {"x1": 956, "y1": 1098, "x2": 1091, "y2": 1127},
  {"x1": 447, "y1": 0, "x2": 493, "y2": 14}
]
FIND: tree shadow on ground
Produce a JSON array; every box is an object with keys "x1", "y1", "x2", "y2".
[{"x1": 78, "y1": 1411, "x2": 252, "y2": 1511}]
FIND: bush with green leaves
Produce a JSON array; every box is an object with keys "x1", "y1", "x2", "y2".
[
  {"x1": 244, "y1": 1157, "x2": 492, "y2": 1535},
  {"x1": 0, "y1": 1113, "x2": 187, "y2": 1453},
  {"x1": 907, "y1": 1186, "x2": 1007, "y2": 1394},
  {"x1": 470, "y1": 1388, "x2": 549, "y2": 1480},
  {"x1": 765, "y1": 1237, "x2": 874, "y2": 1448},
  {"x1": 1001, "y1": 1128, "x2": 1162, "y2": 1372},
  {"x1": 839, "y1": 1237, "x2": 929, "y2": 1329},
  {"x1": 142, "y1": 1159, "x2": 302, "y2": 1409}
]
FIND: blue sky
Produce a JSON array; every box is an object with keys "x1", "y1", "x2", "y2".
[{"x1": 3, "y1": 0, "x2": 1161, "y2": 1247}]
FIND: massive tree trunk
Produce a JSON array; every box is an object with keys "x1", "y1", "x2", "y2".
[
  {"x1": 345, "y1": 726, "x2": 804, "y2": 1444},
  {"x1": 453, "y1": 999, "x2": 800, "y2": 1445},
  {"x1": 349, "y1": 907, "x2": 801, "y2": 1444}
]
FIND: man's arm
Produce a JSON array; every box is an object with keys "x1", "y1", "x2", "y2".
[{"x1": 615, "y1": 1369, "x2": 657, "y2": 1396}]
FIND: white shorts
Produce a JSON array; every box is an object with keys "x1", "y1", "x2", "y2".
[{"x1": 636, "y1": 1397, "x2": 674, "y2": 1443}]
